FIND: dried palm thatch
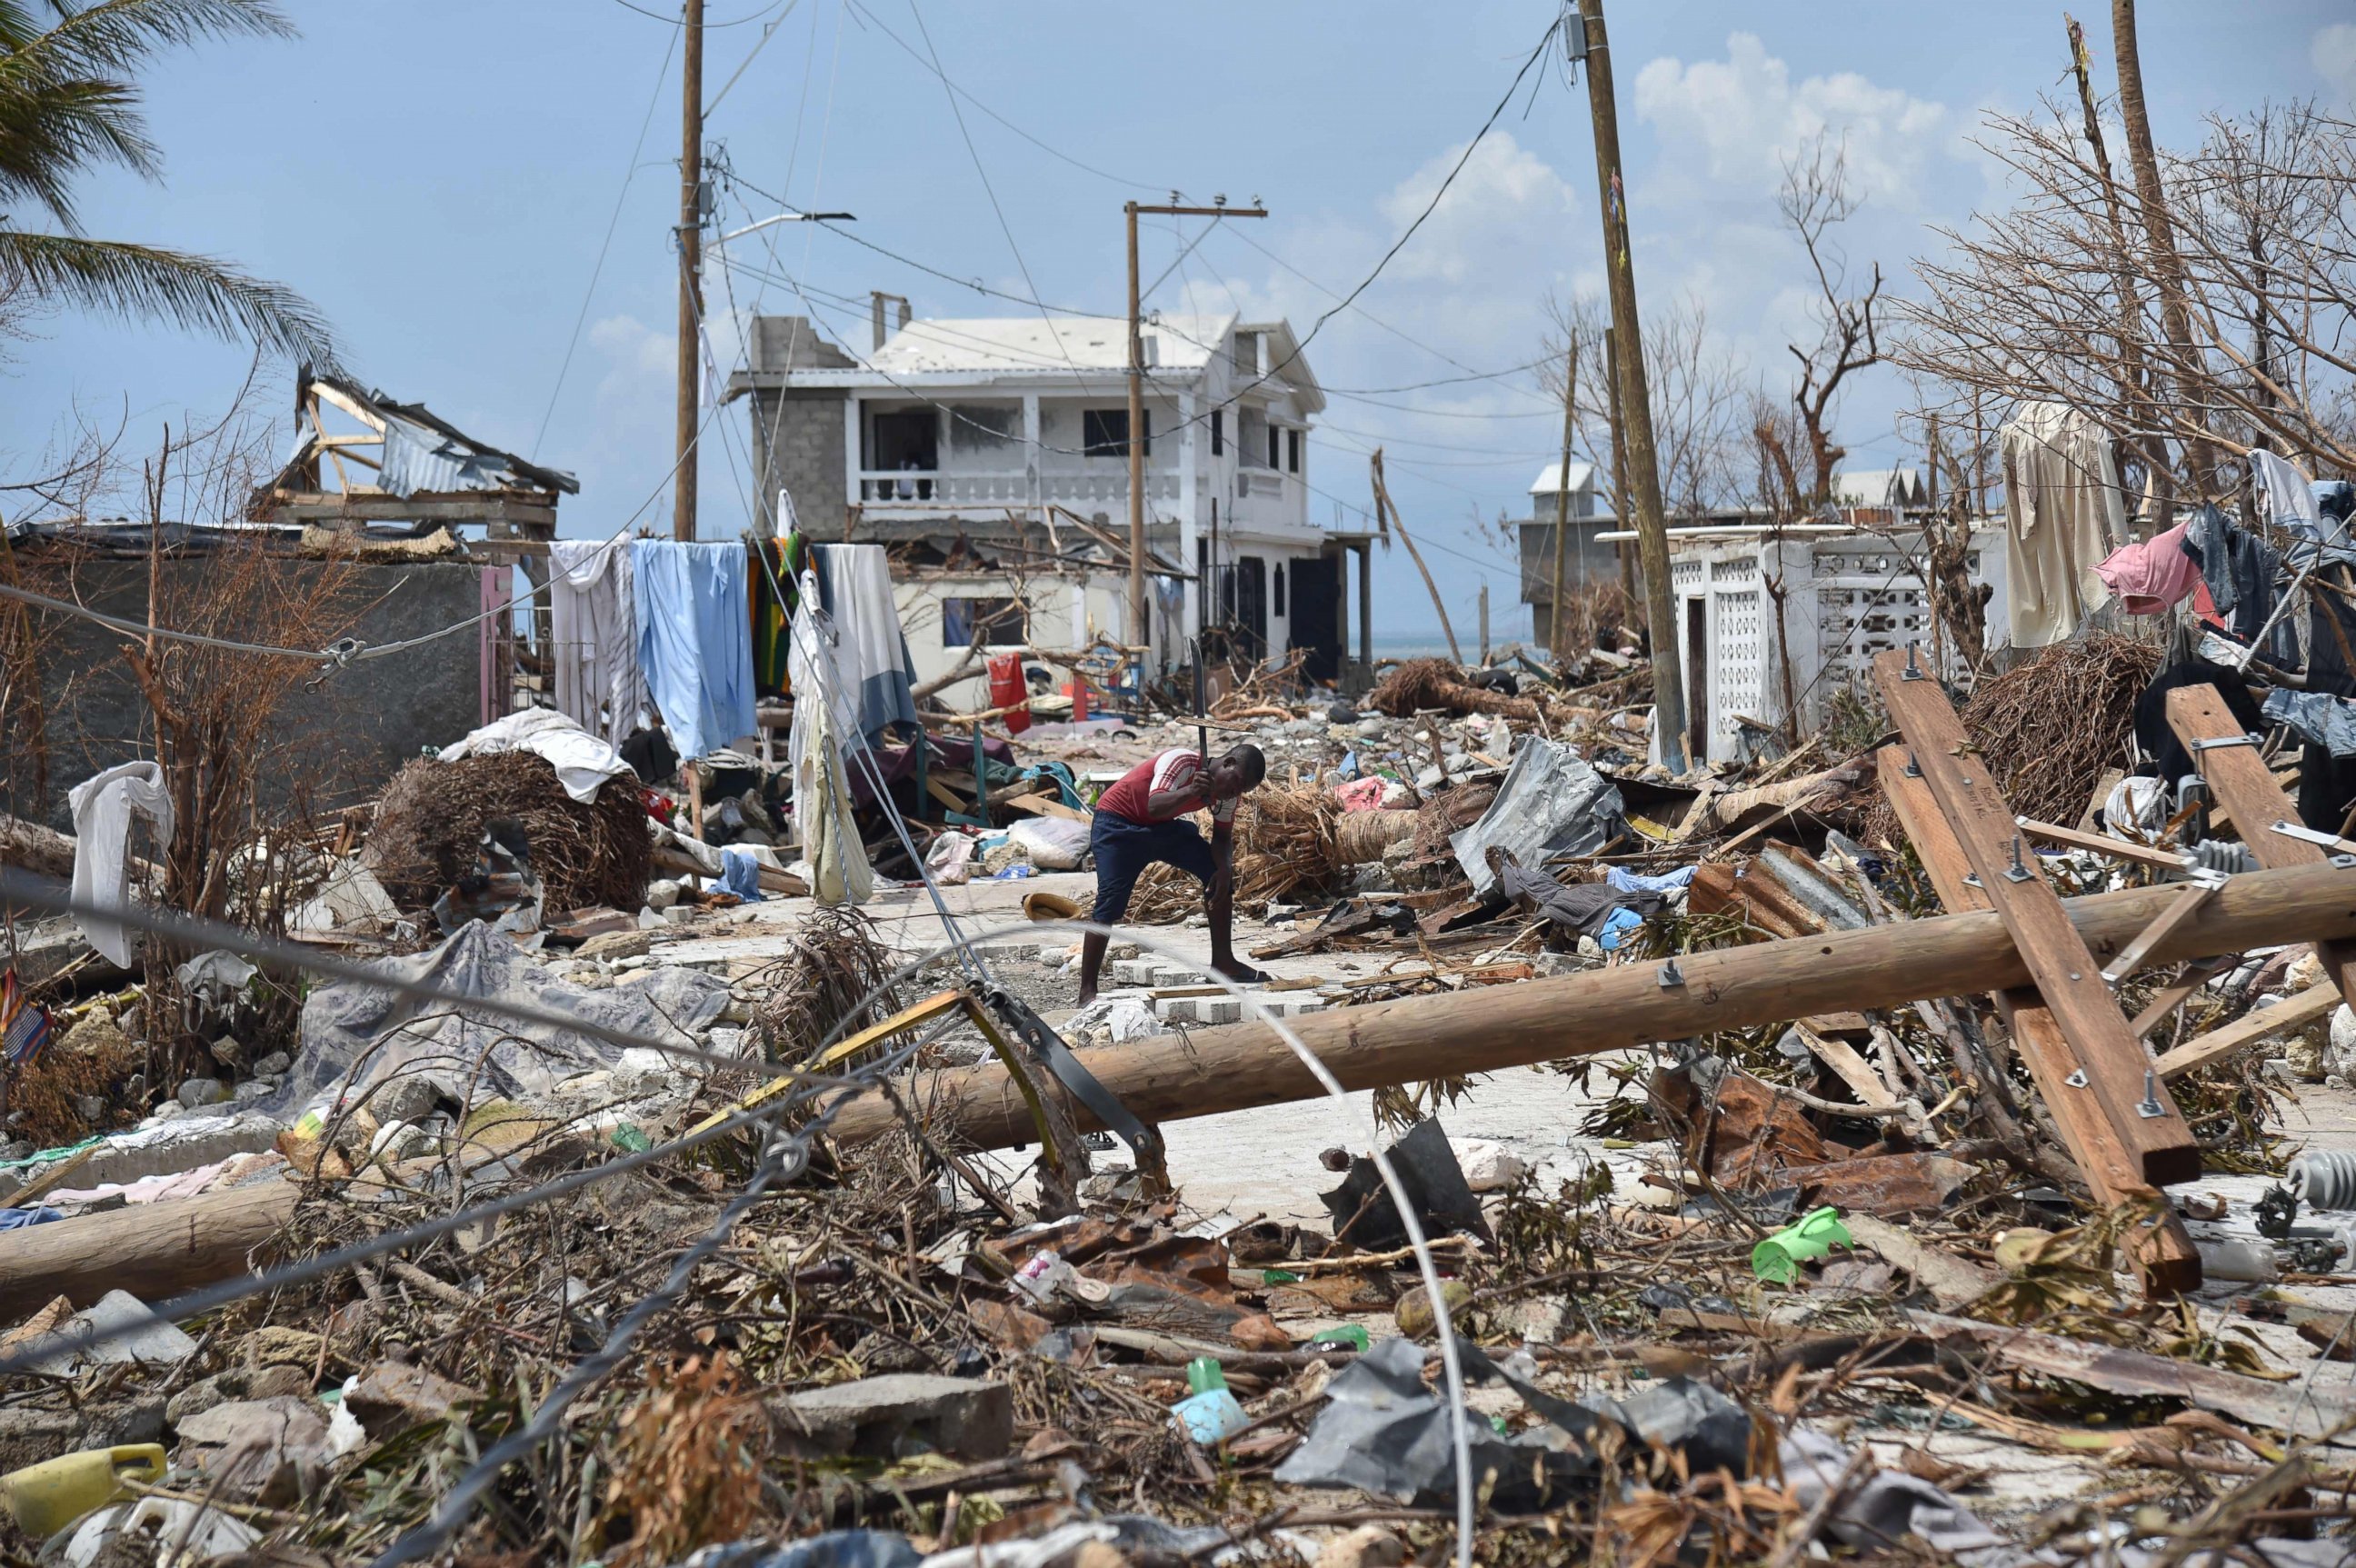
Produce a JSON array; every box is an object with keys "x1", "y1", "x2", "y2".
[
  {"x1": 744, "y1": 906, "x2": 903, "y2": 1064},
  {"x1": 1369, "y1": 657, "x2": 1540, "y2": 722},
  {"x1": 1862, "y1": 633, "x2": 2161, "y2": 844},
  {"x1": 1411, "y1": 784, "x2": 1498, "y2": 859},
  {"x1": 1125, "y1": 784, "x2": 1343, "y2": 924},
  {"x1": 368, "y1": 752, "x2": 650, "y2": 916}
]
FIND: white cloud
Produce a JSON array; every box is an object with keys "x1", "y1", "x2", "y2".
[
  {"x1": 587, "y1": 313, "x2": 670, "y2": 404},
  {"x1": 1632, "y1": 32, "x2": 1952, "y2": 206},
  {"x1": 2316, "y1": 23, "x2": 2356, "y2": 103}
]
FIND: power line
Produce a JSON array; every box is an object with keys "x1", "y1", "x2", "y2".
[
  {"x1": 903, "y1": 1, "x2": 1083, "y2": 379},
  {"x1": 839, "y1": 0, "x2": 1168, "y2": 192},
  {"x1": 532, "y1": 25, "x2": 680, "y2": 461}
]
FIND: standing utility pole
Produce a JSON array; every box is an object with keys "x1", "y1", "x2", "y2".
[
  {"x1": 672, "y1": 0, "x2": 706, "y2": 542},
  {"x1": 1576, "y1": 0, "x2": 1688, "y2": 770},
  {"x1": 1549, "y1": 331, "x2": 1577, "y2": 660},
  {"x1": 2110, "y1": 0, "x2": 2211, "y2": 511},
  {"x1": 1125, "y1": 200, "x2": 1265, "y2": 660}
]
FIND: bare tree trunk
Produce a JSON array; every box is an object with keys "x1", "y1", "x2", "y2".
[
  {"x1": 2111, "y1": 0, "x2": 2214, "y2": 500},
  {"x1": 2068, "y1": 12, "x2": 2168, "y2": 524}
]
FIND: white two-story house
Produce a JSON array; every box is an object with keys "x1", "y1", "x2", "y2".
[{"x1": 724, "y1": 309, "x2": 1343, "y2": 703}]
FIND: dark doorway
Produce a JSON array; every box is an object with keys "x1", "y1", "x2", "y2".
[
  {"x1": 1291, "y1": 552, "x2": 1343, "y2": 683},
  {"x1": 868, "y1": 409, "x2": 938, "y2": 497},
  {"x1": 1684, "y1": 597, "x2": 1709, "y2": 763},
  {"x1": 1231, "y1": 554, "x2": 1268, "y2": 659}
]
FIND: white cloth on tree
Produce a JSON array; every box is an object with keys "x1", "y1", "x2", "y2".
[
  {"x1": 67, "y1": 761, "x2": 175, "y2": 966},
  {"x1": 548, "y1": 538, "x2": 647, "y2": 744},
  {"x1": 2251, "y1": 447, "x2": 2322, "y2": 530},
  {"x1": 1999, "y1": 401, "x2": 2122, "y2": 649},
  {"x1": 786, "y1": 570, "x2": 873, "y2": 907}
]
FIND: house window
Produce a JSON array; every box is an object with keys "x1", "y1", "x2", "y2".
[
  {"x1": 947, "y1": 403, "x2": 1017, "y2": 456},
  {"x1": 942, "y1": 595, "x2": 1026, "y2": 648},
  {"x1": 1273, "y1": 562, "x2": 1287, "y2": 616},
  {"x1": 1233, "y1": 332, "x2": 1259, "y2": 378},
  {"x1": 1211, "y1": 410, "x2": 1223, "y2": 456},
  {"x1": 1239, "y1": 409, "x2": 1269, "y2": 468},
  {"x1": 1286, "y1": 428, "x2": 1301, "y2": 474},
  {"x1": 1266, "y1": 424, "x2": 1280, "y2": 470},
  {"x1": 1082, "y1": 408, "x2": 1149, "y2": 457}
]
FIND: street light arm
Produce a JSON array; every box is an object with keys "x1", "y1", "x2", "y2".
[{"x1": 718, "y1": 210, "x2": 857, "y2": 244}]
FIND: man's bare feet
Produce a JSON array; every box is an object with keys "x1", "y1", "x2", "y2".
[{"x1": 1213, "y1": 961, "x2": 1267, "y2": 986}]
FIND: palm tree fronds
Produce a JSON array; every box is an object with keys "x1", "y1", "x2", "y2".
[
  {"x1": 3, "y1": 0, "x2": 293, "y2": 76},
  {"x1": 0, "y1": 230, "x2": 338, "y2": 369},
  {"x1": 0, "y1": 75, "x2": 158, "y2": 225}
]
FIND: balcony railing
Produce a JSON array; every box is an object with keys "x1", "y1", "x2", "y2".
[{"x1": 856, "y1": 470, "x2": 1181, "y2": 506}]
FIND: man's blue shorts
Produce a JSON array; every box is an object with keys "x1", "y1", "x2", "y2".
[{"x1": 1090, "y1": 809, "x2": 1215, "y2": 925}]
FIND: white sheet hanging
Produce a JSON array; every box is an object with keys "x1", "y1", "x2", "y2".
[
  {"x1": 67, "y1": 762, "x2": 175, "y2": 966},
  {"x1": 786, "y1": 570, "x2": 873, "y2": 907}
]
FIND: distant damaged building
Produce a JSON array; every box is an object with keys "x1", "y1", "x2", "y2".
[{"x1": 725, "y1": 310, "x2": 1373, "y2": 703}]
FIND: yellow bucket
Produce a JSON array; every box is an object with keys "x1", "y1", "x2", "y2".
[{"x1": 0, "y1": 1443, "x2": 166, "y2": 1538}]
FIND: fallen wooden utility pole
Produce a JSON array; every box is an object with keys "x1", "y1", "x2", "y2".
[
  {"x1": 0, "y1": 1175, "x2": 297, "y2": 1322},
  {"x1": 829, "y1": 859, "x2": 2356, "y2": 1152}
]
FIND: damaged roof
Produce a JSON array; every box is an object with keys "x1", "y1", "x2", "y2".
[{"x1": 277, "y1": 373, "x2": 580, "y2": 500}]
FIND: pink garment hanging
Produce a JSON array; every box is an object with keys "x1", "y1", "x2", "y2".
[{"x1": 2093, "y1": 521, "x2": 2202, "y2": 616}]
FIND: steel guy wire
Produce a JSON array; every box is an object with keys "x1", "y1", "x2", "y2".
[
  {"x1": 1, "y1": 862, "x2": 1480, "y2": 1566},
  {"x1": 364, "y1": 1114, "x2": 801, "y2": 1568},
  {"x1": 0, "y1": 394, "x2": 731, "y2": 671},
  {"x1": 531, "y1": 21, "x2": 681, "y2": 462},
  {"x1": 0, "y1": 872, "x2": 953, "y2": 1373}
]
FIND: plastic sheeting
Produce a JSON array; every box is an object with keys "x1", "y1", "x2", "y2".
[
  {"x1": 1273, "y1": 1334, "x2": 1751, "y2": 1508},
  {"x1": 1449, "y1": 740, "x2": 1625, "y2": 896},
  {"x1": 278, "y1": 922, "x2": 729, "y2": 1115},
  {"x1": 1779, "y1": 1427, "x2": 2348, "y2": 1568},
  {"x1": 68, "y1": 760, "x2": 174, "y2": 966}
]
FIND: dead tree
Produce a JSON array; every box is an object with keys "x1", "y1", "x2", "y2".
[{"x1": 1778, "y1": 135, "x2": 1884, "y2": 504}]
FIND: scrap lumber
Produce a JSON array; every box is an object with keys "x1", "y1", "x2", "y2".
[
  {"x1": 1876, "y1": 748, "x2": 2201, "y2": 1293},
  {"x1": 2015, "y1": 815, "x2": 2195, "y2": 871},
  {"x1": 0, "y1": 1176, "x2": 298, "y2": 1322},
  {"x1": 1912, "y1": 1310, "x2": 2356, "y2": 1445},
  {"x1": 824, "y1": 860, "x2": 2356, "y2": 1153},
  {"x1": 2168, "y1": 684, "x2": 2356, "y2": 1012},
  {"x1": 2151, "y1": 980, "x2": 2340, "y2": 1082},
  {"x1": 1875, "y1": 650, "x2": 2199, "y2": 1186}
]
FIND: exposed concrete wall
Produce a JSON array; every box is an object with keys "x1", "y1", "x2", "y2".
[
  {"x1": 749, "y1": 386, "x2": 853, "y2": 537},
  {"x1": 7, "y1": 557, "x2": 483, "y2": 832}
]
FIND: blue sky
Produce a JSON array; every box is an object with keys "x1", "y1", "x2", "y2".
[{"x1": 5, "y1": 1, "x2": 2352, "y2": 642}]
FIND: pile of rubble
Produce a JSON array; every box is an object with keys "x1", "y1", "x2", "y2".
[{"x1": 4, "y1": 635, "x2": 2356, "y2": 1568}]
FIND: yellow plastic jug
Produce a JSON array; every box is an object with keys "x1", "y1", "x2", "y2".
[{"x1": 0, "y1": 1443, "x2": 165, "y2": 1538}]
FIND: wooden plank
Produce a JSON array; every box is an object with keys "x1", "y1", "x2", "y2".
[
  {"x1": 1874, "y1": 654, "x2": 2201, "y2": 1187},
  {"x1": 2100, "y1": 880, "x2": 2220, "y2": 984},
  {"x1": 2166, "y1": 684, "x2": 2356, "y2": 1013},
  {"x1": 2014, "y1": 816, "x2": 2194, "y2": 872},
  {"x1": 2129, "y1": 961, "x2": 2230, "y2": 1040},
  {"x1": 999, "y1": 792, "x2": 1091, "y2": 824},
  {"x1": 1790, "y1": 1022, "x2": 1902, "y2": 1110},
  {"x1": 2152, "y1": 981, "x2": 2341, "y2": 1082},
  {"x1": 1877, "y1": 746, "x2": 2201, "y2": 1293}
]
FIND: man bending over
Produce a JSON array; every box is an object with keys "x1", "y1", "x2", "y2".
[{"x1": 1077, "y1": 743, "x2": 1269, "y2": 1005}]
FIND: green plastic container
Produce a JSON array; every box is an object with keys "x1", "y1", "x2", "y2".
[
  {"x1": 1752, "y1": 1205, "x2": 1853, "y2": 1284},
  {"x1": 1310, "y1": 1324, "x2": 1372, "y2": 1352}
]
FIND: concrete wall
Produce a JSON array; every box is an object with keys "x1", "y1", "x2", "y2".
[
  {"x1": 7, "y1": 557, "x2": 483, "y2": 832},
  {"x1": 749, "y1": 386, "x2": 854, "y2": 536}
]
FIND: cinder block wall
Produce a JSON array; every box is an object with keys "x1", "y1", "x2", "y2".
[{"x1": 6, "y1": 557, "x2": 483, "y2": 831}]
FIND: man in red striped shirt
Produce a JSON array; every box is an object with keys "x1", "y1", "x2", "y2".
[{"x1": 1077, "y1": 743, "x2": 1267, "y2": 1005}]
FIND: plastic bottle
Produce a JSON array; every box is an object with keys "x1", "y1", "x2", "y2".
[{"x1": 1168, "y1": 1357, "x2": 1248, "y2": 1445}]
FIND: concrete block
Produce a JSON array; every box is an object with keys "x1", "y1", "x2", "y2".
[
  {"x1": 1154, "y1": 996, "x2": 1243, "y2": 1025},
  {"x1": 20, "y1": 1290, "x2": 198, "y2": 1377},
  {"x1": 1110, "y1": 958, "x2": 1160, "y2": 986},
  {"x1": 1150, "y1": 964, "x2": 1205, "y2": 987},
  {"x1": 1034, "y1": 943, "x2": 1078, "y2": 966},
  {"x1": 770, "y1": 1374, "x2": 1013, "y2": 1463}
]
